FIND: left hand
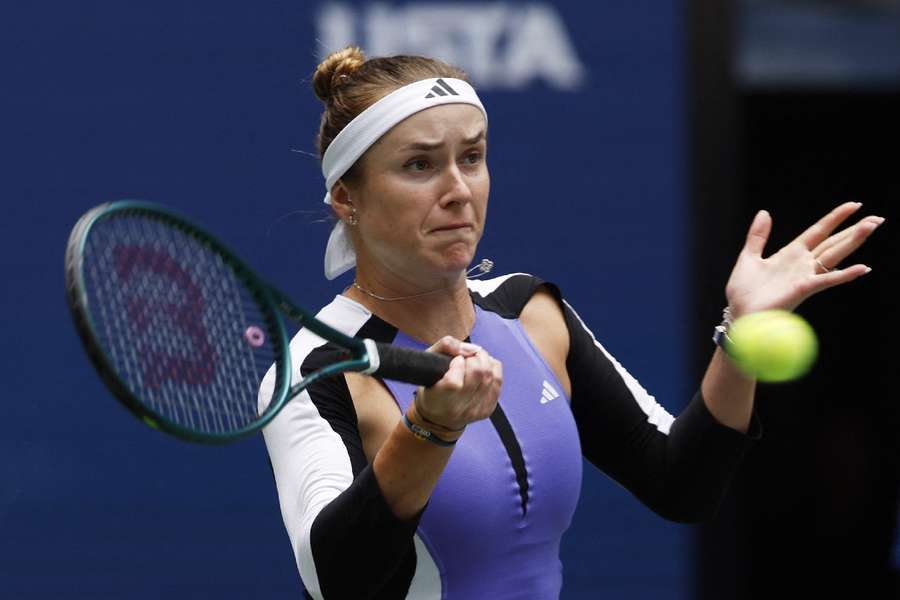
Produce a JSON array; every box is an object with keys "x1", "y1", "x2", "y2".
[{"x1": 724, "y1": 202, "x2": 885, "y2": 318}]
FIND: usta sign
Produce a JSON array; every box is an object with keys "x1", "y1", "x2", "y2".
[{"x1": 316, "y1": 2, "x2": 587, "y2": 90}]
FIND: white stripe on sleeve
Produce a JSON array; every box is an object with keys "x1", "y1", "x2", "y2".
[
  {"x1": 563, "y1": 299, "x2": 675, "y2": 435},
  {"x1": 258, "y1": 296, "x2": 373, "y2": 597}
]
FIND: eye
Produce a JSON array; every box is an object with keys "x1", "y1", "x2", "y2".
[
  {"x1": 405, "y1": 158, "x2": 431, "y2": 172},
  {"x1": 463, "y1": 151, "x2": 483, "y2": 165}
]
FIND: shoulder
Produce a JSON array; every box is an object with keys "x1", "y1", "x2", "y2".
[
  {"x1": 466, "y1": 271, "x2": 567, "y2": 335},
  {"x1": 467, "y1": 272, "x2": 556, "y2": 318},
  {"x1": 467, "y1": 271, "x2": 566, "y2": 325},
  {"x1": 294, "y1": 295, "x2": 400, "y2": 372},
  {"x1": 470, "y1": 273, "x2": 571, "y2": 393},
  {"x1": 258, "y1": 295, "x2": 396, "y2": 414}
]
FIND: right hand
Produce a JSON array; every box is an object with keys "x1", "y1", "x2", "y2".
[{"x1": 413, "y1": 336, "x2": 502, "y2": 433}]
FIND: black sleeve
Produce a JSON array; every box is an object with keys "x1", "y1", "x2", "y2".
[
  {"x1": 264, "y1": 345, "x2": 422, "y2": 599},
  {"x1": 547, "y1": 282, "x2": 761, "y2": 523},
  {"x1": 309, "y1": 467, "x2": 421, "y2": 599}
]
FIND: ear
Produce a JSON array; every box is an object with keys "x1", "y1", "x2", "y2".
[
  {"x1": 331, "y1": 180, "x2": 354, "y2": 221},
  {"x1": 329, "y1": 180, "x2": 355, "y2": 222}
]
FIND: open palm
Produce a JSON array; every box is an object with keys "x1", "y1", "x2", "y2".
[{"x1": 725, "y1": 202, "x2": 884, "y2": 318}]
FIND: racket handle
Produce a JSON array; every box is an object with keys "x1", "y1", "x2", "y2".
[{"x1": 372, "y1": 342, "x2": 452, "y2": 387}]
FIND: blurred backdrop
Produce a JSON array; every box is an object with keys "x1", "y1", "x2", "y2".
[
  {"x1": 0, "y1": 1, "x2": 897, "y2": 598},
  {"x1": 693, "y1": 1, "x2": 899, "y2": 597}
]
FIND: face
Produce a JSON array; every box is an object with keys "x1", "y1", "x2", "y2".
[{"x1": 341, "y1": 104, "x2": 489, "y2": 283}]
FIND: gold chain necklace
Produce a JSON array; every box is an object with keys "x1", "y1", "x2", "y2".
[{"x1": 351, "y1": 259, "x2": 494, "y2": 302}]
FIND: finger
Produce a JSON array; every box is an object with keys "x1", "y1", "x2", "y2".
[
  {"x1": 438, "y1": 354, "x2": 466, "y2": 389},
  {"x1": 815, "y1": 216, "x2": 885, "y2": 271},
  {"x1": 492, "y1": 358, "x2": 503, "y2": 388},
  {"x1": 811, "y1": 219, "x2": 856, "y2": 257},
  {"x1": 809, "y1": 263, "x2": 872, "y2": 294},
  {"x1": 813, "y1": 214, "x2": 884, "y2": 256},
  {"x1": 429, "y1": 335, "x2": 480, "y2": 357},
  {"x1": 742, "y1": 210, "x2": 772, "y2": 257},
  {"x1": 476, "y1": 356, "x2": 502, "y2": 395},
  {"x1": 417, "y1": 355, "x2": 467, "y2": 426},
  {"x1": 489, "y1": 358, "x2": 503, "y2": 398},
  {"x1": 464, "y1": 350, "x2": 494, "y2": 390},
  {"x1": 796, "y1": 201, "x2": 862, "y2": 250},
  {"x1": 474, "y1": 358, "x2": 503, "y2": 419},
  {"x1": 427, "y1": 335, "x2": 457, "y2": 355},
  {"x1": 459, "y1": 342, "x2": 483, "y2": 356}
]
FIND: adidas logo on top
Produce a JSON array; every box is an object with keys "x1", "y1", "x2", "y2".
[
  {"x1": 424, "y1": 78, "x2": 460, "y2": 98},
  {"x1": 540, "y1": 380, "x2": 560, "y2": 404}
]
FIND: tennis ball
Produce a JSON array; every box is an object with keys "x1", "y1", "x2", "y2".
[{"x1": 725, "y1": 310, "x2": 818, "y2": 382}]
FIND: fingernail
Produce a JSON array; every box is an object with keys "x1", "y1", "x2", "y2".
[
  {"x1": 854, "y1": 202, "x2": 863, "y2": 208},
  {"x1": 460, "y1": 342, "x2": 482, "y2": 354},
  {"x1": 873, "y1": 216, "x2": 885, "y2": 225},
  {"x1": 863, "y1": 266, "x2": 872, "y2": 275}
]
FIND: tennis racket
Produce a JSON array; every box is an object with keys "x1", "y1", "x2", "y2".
[{"x1": 65, "y1": 201, "x2": 451, "y2": 443}]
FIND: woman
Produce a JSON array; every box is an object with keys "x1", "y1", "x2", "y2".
[{"x1": 260, "y1": 47, "x2": 883, "y2": 599}]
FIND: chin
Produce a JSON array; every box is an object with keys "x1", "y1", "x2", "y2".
[
  {"x1": 444, "y1": 243, "x2": 478, "y2": 266},
  {"x1": 426, "y1": 249, "x2": 475, "y2": 277}
]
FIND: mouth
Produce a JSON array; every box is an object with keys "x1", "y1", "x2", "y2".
[{"x1": 430, "y1": 223, "x2": 473, "y2": 233}]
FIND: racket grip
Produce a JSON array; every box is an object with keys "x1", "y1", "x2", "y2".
[{"x1": 373, "y1": 342, "x2": 452, "y2": 387}]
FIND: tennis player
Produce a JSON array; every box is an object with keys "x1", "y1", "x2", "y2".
[{"x1": 259, "y1": 47, "x2": 884, "y2": 599}]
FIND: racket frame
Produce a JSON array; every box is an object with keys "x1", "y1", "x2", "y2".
[{"x1": 65, "y1": 201, "x2": 375, "y2": 443}]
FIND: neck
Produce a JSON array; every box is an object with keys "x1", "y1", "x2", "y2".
[{"x1": 345, "y1": 272, "x2": 475, "y2": 344}]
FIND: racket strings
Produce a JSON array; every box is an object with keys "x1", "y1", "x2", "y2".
[{"x1": 82, "y1": 213, "x2": 280, "y2": 435}]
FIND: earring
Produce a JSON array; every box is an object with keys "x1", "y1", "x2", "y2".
[{"x1": 347, "y1": 206, "x2": 358, "y2": 226}]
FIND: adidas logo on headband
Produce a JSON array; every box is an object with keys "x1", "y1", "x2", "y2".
[{"x1": 424, "y1": 78, "x2": 459, "y2": 98}]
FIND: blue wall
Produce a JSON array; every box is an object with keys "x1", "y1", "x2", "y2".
[{"x1": 0, "y1": 2, "x2": 689, "y2": 597}]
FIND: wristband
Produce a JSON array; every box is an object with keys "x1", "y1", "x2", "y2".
[{"x1": 402, "y1": 413, "x2": 457, "y2": 447}]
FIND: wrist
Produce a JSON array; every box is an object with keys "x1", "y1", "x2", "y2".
[
  {"x1": 712, "y1": 305, "x2": 735, "y2": 351},
  {"x1": 407, "y1": 401, "x2": 465, "y2": 443},
  {"x1": 413, "y1": 390, "x2": 466, "y2": 432},
  {"x1": 403, "y1": 411, "x2": 461, "y2": 448}
]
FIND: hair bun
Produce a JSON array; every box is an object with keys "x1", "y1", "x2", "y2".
[{"x1": 313, "y1": 46, "x2": 366, "y2": 103}]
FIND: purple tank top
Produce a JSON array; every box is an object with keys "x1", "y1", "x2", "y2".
[{"x1": 383, "y1": 304, "x2": 583, "y2": 599}]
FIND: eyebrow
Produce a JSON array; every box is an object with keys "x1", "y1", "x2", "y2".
[{"x1": 401, "y1": 130, "x2": 486, "y2": 152}]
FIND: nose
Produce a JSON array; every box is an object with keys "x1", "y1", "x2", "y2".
[{"x1": 438, "y1": 163, "x2": 473, "y2": 208}]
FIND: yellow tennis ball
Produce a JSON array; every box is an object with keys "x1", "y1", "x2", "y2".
[{"x1": 725, "y1": 310, "x2": 818, "y2": 382}]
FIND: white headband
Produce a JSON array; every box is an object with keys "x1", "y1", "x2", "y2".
[{"x1": 321, "y1": 77, "x2": 487, "y2": 280}]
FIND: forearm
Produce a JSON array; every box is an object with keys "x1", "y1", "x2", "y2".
[
  {"x1": 700, "y1": 345, "x2": 756, "y2": 434},
  {"x1": 553, "y1": 286, "x2": 758, "y2": 521},
  {"x1": 372, "y1": 404, "x2": 462, "y2": 520}
]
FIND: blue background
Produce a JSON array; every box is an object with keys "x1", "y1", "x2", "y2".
[
  {"x1": 737, "y1": 0, "x2": 900, "y2": 88},
  {"x1": 0, "y1": 1, "x2": 692, "y2": 597}
]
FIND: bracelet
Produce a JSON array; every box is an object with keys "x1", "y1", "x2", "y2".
[
  {"x1": 402, "y1": 413, "x2": 457, "y2": 447},
  {"x1": 712, "y1": 306, "x2": 734, "y2": 350}
]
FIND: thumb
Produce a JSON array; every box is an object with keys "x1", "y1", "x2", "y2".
[
  {"x1": 743, "y1": 209, "x2": 772, "y2": 257},
  {"x1": 441, "y1": 354, "x2": 466, "y2": 388}
]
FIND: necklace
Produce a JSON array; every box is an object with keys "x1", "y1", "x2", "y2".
[
  {"x1": 351, "y1": 281, "x2": 442, "y2": 302},
  {"x1": 351, "y1": 259, "x2": 494, "y2": 302}
]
